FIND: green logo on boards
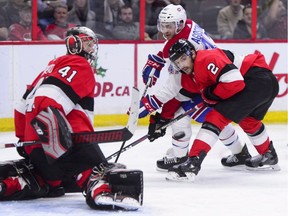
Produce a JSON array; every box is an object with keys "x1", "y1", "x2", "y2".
[{"x1": 95, "y1": 60, "x2": 107, "y2": 77}]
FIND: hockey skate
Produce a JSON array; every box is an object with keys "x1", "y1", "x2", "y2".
[
  {"x1": 221, "y1": 144, "x2": 251, "y2": 169},
  {"x1": 95, "y1": 192, "x2": 140, "y2": 211},
  {"x1": 245, "y1": 141, "x2": 280, "y2": 171},
  {"x1": 166, "y1": 151, "x2": 207, "y2": 182},
  {"x1": 157, "y1": 153, "x2": 188, "y2": 172}
]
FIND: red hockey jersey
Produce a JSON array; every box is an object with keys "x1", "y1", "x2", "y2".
[
  {"x1": 45, "y1": 23, "x2": 76, "y2": 39},
  {"x1": 14, "y1": 54, "x2": 96, "y2": 148},
  {"x1": 8, "y1": 23, "x2": 47, "y2": 41},
  {"x1": 188, "y1": 49, "x2": 271, "y2": 100}
]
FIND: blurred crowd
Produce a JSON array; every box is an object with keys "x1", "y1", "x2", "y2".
[{"x1": 0, "y1": 0, "x2": 287, "y2": 41}]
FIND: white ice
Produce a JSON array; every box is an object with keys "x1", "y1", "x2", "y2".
[{"x1": 0, "y1": 124, "x2": 287, "y2": 216}]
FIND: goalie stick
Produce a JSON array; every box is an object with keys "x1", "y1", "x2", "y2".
[
  {"x1": 106, "y1": 106, "x2": 197, "y2": 161},
  {"x1": 0, "y1": 87, "x2": 140, "y2": 149},
  {"x1": 114, "y1": 77, "x2": 152, "y2": 163}
]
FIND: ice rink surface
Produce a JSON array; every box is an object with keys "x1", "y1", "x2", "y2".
[{"x1": 0, "y1": 124, "x2": 287, "y2": 216}]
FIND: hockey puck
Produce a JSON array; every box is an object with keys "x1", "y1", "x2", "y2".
[{"x1": 172, "y1": 131, "x2": 185, "y2": 140}]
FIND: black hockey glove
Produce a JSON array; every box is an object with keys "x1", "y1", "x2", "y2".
[
  {"x1": 201, "y1": 86, "x2": 222, "y2": 107},
  {"x1": 16, "y1": 140, "x2": 30, "y2": 159},
  {"x1": 148, "y1": 112, "x2": 170, "y2": 142}
]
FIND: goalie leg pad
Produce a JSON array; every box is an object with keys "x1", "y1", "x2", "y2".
[
  {"x1": 107, "y1": 169, "x2": 143, "y2": 206},
  {"x1": 0, "y1": 160, "x2": 23, "y2": 180},
  {"x1": 0, "y1": 159, "x2": 49, "y2": 200},
  {"x1": 0, "y1": 159, "x2": 34, "y2": 180},
  {"x1": 30, "y1": 106, "x2": 73, "y2": 163},
  {"x1": 85, "y1": 168, "x2": 143, "y2": 211}
]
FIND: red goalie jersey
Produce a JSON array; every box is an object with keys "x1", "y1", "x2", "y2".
[{"x1": 14, "y1": 54, "x2": 96, "y2": 153}]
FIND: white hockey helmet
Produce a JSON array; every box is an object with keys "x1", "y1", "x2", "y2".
[
  {"x1": 157, "y1": 4, "x2": 187, "y2": 34},
  {"x1": 65, "y1": 26, "x2": 98, "y2": 70}
]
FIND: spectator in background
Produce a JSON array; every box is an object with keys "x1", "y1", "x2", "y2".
[
  {"x1": 89, "y1": 0, "x2": 105, "y2": 22},
  {"x1": 131, "y1": 0, "x2": 169, "y2": 39},
  {"x1": 217, "y1": 0, "x2": 244, "y2": 39},
  {"x1": 66, "y1": 0, "x2": 74, "y2": 10},
  {"x1": 168, "y1": 0, "x2": 190, "y2": 17},
  {"x1": 168, "y1": 0, "x2": 186, "y2": 8},
  {"x1": 145, "y1": 0, "x2": 169, "y2": 39},
  {"x1": 113, "y1": 5, "x2": 152, "y2": 40},
  {"x1": 38, "y1": 0, "x2": 67, "y2": 30},
  {"x1": 8, "y1": 6, "x2": 47, "y2": 41},
  {"x1": 3, "y1": 0, "x2": 28, "y2": 28},
  {"x1": 0, "y1": 7, "x2": 8, "y2": 41},
  {"x1": 45, "y1": 3, "x2": 76, "y2": 40},
  {"x1": 103, "y1": 0, "x2": 125, "y2": 31},
  {"x1": 129, "y1": 0, "x2": 141, "y2": 22},
  {"x1": 68, "y1": 0, "x2": 95, "y2": 31},
  {"x1": 233, "y1": 4, "x2": 267, "y2": 39},
  {"x1": 241, "y1": 0, "x2": 251, "y2": 4},
  {"x1": 260, "y1": 0, "x2": 287, "y2": 39}
]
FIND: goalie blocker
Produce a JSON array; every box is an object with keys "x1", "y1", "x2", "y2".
[{"x1": 30, "y1": 106, "x2": 73, "y2": 164}]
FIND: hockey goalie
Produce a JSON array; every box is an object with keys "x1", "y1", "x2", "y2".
[{"x1": 0, "y1": 26, "x2": 143, "y2": 211}]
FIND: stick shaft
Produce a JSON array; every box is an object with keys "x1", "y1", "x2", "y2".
[{"x1": 106, "y1": 107, "x2": 196, "y2": 161}]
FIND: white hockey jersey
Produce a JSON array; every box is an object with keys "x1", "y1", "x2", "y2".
[{"x1": 154, "y1": 19, "x2": 217, "y2": 104}]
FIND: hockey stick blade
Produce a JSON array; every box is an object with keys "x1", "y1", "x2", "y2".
[
  {"x1": 106, "y1": 107, "x2": 196, "y2": 161},
  {"x1": 0, "y1": 87, "x2": 140, "y2": 149}
]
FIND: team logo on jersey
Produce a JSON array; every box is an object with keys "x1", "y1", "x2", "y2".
[{"x1": 168, "y1": 64, "x2": 179, "y2": 74}]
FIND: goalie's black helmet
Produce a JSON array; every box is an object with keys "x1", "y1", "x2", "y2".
[
  {"x1": 169, "y1": 39, "x2": 195, "y2": 62},
  {"x1": 65, "y1": 26, "x2": 98, "y2": 70}
]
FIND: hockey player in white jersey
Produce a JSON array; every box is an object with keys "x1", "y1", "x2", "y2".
[{"x1": 140, "y1": 4, "x2": 251, "y2": 171}]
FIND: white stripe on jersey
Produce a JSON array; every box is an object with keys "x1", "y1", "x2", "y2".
[
  {"x1": 232, "y1": 52, "x2": 245, "y2": 69},
  {"x1": 35, "y1": 84, "x2": 94, "y2": 125},
  {"x1": 219, "y1": 68, "x2": 244, "y2": 83},
  {"x1": 15, "y1": 98, "x2": 26, "y2": 114},
  {"x1": 34, "y1": 84, "x2": 75, "y2": 115},
  {"x1": 73, "y1": 104, "x2": 94, "y2": 125}
]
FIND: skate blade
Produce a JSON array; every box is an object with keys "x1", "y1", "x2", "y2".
[
  {"x1": 96, "y1": 196, "x2": 140, "y2": 211},
  {"x1": 156, "y1": 167, "x2": 168, "y2": 172},
  {"x1": 222, "y1": 165, "x2": 246, "y2": 171},
  {"x1": 113, "y1": 199, "x2": 140, "y2": 211},
  {"x1": 246, "y1": 164, "x2": 281, "y2": 171},
  {"x1": 165, "y1": 171, "x2": 196, "y2": 182}
]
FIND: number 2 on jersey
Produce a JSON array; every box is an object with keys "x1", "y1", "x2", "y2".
[
  {"x1": 58, "y1": 66, "x2": 77, "y2": 82},
  {"x1": 207, "y1": 63, "x2": 219, "y2": 75}
]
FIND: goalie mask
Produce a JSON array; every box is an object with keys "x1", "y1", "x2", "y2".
[{"x1": 65, "y1": 26, "x2": 98, "y2": 71}]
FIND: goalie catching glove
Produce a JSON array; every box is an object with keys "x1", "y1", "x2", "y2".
[
  {"x1": 148, "y1": 112, "x2": 170, "y2": 142},
  {"x1": 142, "y1": 51, "x2": 165, "y2": 87},
  {"x1": 30, "y1": 106, "x2": 73, "y2": 163}
]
